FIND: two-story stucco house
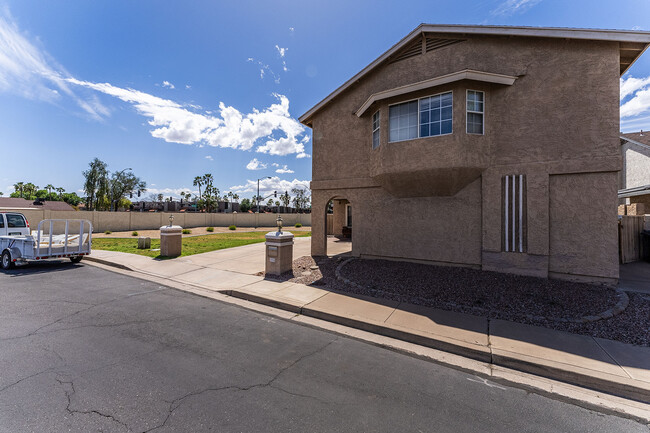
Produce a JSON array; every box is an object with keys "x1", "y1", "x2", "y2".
[{"x1": 300, "y1": 25, "x2": 650, "y2": 284}]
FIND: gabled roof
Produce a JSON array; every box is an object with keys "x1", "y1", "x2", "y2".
[
  {"x1": 0, "y1": 197, "x2": 75, "y2": 211},
  {"x1": 300, "y1": 24, "x2": 650, "y2": 126},
  {"x1": 621, "y1": 131, "x2": 650, "y2": 148}
]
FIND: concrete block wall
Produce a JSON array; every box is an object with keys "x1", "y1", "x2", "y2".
[{"x1": 12, "y1": 211, "x2": 310, "y2": 233}]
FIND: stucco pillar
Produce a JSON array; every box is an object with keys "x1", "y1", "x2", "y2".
[
  {"x1": 332, "y1": 199, "x2": 348, "y2": 236},
  {"x1": 311, "y1": 191, "x2": 328, "y2": 256}
]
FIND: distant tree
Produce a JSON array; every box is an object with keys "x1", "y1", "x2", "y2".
[
  {"x1": 280, "y1": 191, "x2": 290, "y2": 208},
  {"x1": 83, "y1": 158, "x2": 109, "y2": 211},
  {"x1": 45, "y1": 184, "x2": 55, "y2": 200},
  {"x1": 62, "y1": 192, "x2": 83, "y2": 206},
  {"x1": 193, "y1": 176, "x2": 203, "y2": 208},
  {"x1": 266, "y1": 198, "x2": 274, "y2": 207},
  {"x1": 24, "y1": 183, "x2": 38, "y2": 199},
  {"x1": 157, "y1": 194, "x2": 164, "y2": 203},
  {"x1": 109, "y1": 169, "x2": 146, "y2": 211},
  {"x1": 0, "y1": 191, "x2": 3, "y2": 197},
  {"x1": 13, "y1": 182, "x2": 24, "y2": 198},
  {"x1": 56, "y1": 187, "x2": 65, "y2": 200},
  {"x1": 232, "y1": 193, "x2": 239, "y2": 203},
  {"x1": 239, "y1": 198, "x2": 251, "y2": 212},
  {"x1": 202, "y1": 174, "x2": 219, "y2": 212},
  {"x1": 291, "y1": 188, "x2": 309, "y2": 213}
]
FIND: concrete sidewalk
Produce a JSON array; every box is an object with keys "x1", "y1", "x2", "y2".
[{"x1": 84, "y1": 241, "x2": 650, "y2": 406}]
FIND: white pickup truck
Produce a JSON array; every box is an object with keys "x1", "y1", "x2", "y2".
[{"x1": 0, "y1": 212, "x2": 92, "y2": 270}]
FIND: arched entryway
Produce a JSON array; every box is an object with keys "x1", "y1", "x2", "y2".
[{"x1": 324, "y1": 196, "x2": 352, "y2": 257}]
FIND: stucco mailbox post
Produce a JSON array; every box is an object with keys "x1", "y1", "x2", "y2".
[
  {"x1": 160, "y1": 215, "x2": 182, "y2": 257},
  {"x1": 265, "y1": 216, "x2": 294, "y2": 275}
]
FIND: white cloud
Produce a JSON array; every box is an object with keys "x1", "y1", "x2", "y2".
[
  {"x1": 0, "y1": 11, "x2": 310, "y2": 157},
  {"x1": 246, "y1": 158, "x2": 268, "y2": 170},
  {"x1": 621, "y1": 75, "x2": 650, "y2": 119},
  {"x1": 205, "y1": 155, "x2": 213, "y2": 161},
  {"x1": 621, "y1": 75, "x2": 650, "y2": 101},
  {"x1": 185, "y1": 84, "x2": 191, "y2": 89},
  {"x1": 275, "y1": 45, "x2": 287, "y2": 58},
  {"x1": 289, "y1": 27, "x2": 294, "y2": 33},
  {"x1": 490, "y1": 0, "x2": 542, "y2": 16},
  {"x1": 275, "y1": 164, "x2": 294, "y2": 174},
  {"x1": 162, "y1": 80, "x2": 175, "y2": 89},
  {"x1": 271, "y1": 162, "x2": 279, "y2": 167},
  {"x1": 0, "y1": 8, "x2": 108, "y2": 119},
  {"x1": 230, "y1": 176, "x2": 309, "y2": 195}
]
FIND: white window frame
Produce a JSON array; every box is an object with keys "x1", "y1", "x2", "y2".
[
  {"x1": 372, "y1": 110, "x2": 381, "y2": 149},
  {"x1": 466, "y1": 90, "x2": 484, "y2": 135},
  {"x1": 388, "y1": 90, "x2": 453, "y2": 143}
]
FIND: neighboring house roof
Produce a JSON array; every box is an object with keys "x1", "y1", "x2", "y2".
[
  {"x1": 619, "y1": 184, "x2": 650, "y2": 198},
  {"x1": 300, "y1": 24, "x2": 650, "y2": 125},
  {"x1": 0, "y1": 197, "x2": 75, "y2": 211},
  {"x1": 621, "y1": 132, "x2": 650, "y2": 148}
]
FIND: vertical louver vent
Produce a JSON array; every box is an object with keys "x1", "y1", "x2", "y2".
[
  {"x1": 390, "y1": 36, "x2": 464, "y2": 64},
  {"x1": 503, "y1": 174, "x2": 527, "y2": 253}
]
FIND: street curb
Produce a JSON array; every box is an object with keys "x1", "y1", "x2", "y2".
[
  {"x1": 226, "y1": 287, "x2": 650, "y2": 404},
  {"x1": 84, "y1": 255, "x2": 133, "y2": 271}
]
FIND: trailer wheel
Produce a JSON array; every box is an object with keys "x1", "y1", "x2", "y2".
[
  {"x1": 1, "y1": 250, "x2": 14, "y2": 270},
  {"x1": 70, "y1": 256, "x2": 83, "y2": 264}
]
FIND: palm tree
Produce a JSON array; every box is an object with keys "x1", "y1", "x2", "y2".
[
  {"x1": 0, "y1": 192, "x2": 3, "y2": 197},
  {"x1": 193, "y1": 176, "x2": 203, "y2": 203},
  {"x1": 56, "y1": 187, "x2": 65, "y2": 200},
  {"x1": 45, "y1": 184, "x2": 55, "y2": 200},
  {"x1": 24, "y1": 183, "x2": 37, "y2": 199},
  {"x1": 14, "y1": 182, "x2": 24, "y2": 198},
  {"x1": 233, "y1": 193, "x2": 239, "y2": 204}
]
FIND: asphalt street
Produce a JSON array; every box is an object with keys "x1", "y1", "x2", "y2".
[{"x1": 0, "y1": 261, "x2": 647, "y2": 432}]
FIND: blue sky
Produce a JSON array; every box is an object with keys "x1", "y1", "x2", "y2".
[{"x1": 1, "y1": 0, "x2": 650, "y2": 200}]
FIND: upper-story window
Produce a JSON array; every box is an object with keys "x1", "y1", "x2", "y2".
[
  {"x1": 388, "y1": 91, "x2": 452, "y2": 142},
  {"x1": 372, "y1": 111, "x2": 381, "y2": 149},
  {"x1": 467, "y1": 90, "x2": 484, "y2": 134}
]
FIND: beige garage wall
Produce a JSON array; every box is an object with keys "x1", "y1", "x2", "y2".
[
  {"x1": 548, "y1": 172, "x2": 619, "y2": 282},
  {"x1": 6, "y1": 210, "x2": 310, "y2": 233}
]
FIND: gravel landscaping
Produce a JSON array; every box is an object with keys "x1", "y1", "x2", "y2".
[{"x1": 270, "y1": 256, "x2": 650, "y2": 347}]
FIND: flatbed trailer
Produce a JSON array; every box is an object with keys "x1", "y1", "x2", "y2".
[{"x1": 1, "y1": 219, "x2": 92, "y2": 270}]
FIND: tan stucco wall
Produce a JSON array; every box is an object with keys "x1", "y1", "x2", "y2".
[
  {"x1": 548, "y1": 172, "x2": 619, "y2": 282},
  {"x1": 8, "y1": 211, "x2": 311, "y2": 233},
  {"x1": 308, "y1": 32, "x2": 621, "y2": 283}
]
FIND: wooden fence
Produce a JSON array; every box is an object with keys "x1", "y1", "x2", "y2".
[
  {"x1": 326, "y1": 214, "x2": 334, "y2": 235},
  {"x1": 619, "y1": 215, "x2": 646, "y2": 263}
]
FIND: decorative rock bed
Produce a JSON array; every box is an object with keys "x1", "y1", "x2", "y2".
[{"x1": 268, "y1": 256, "x2": 650, "y2": 347}]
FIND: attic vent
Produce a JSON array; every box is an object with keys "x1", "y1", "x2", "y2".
[
  {"x1": 390, "y1": 38, "x2": 423, "y2": 63},
  {"x1": 426, "y1": 37, "x2": 464, "y2": 52},
  {"x1": 390, "y1": 36, "x2": 465, "y2": 64}
]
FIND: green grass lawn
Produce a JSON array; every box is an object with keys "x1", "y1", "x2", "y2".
[{"x1": 92, "y1": 231, "x2": 311, "y2": 259}]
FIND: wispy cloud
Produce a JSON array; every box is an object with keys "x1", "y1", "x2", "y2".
[
  {"x1": 162, "y1": 80, "x2": 175, "y2": 89},
  {"x1": 275, "y1": 45, "x2": 288, "y2": 72},
  {"x1": 246, "y1": 158, "x2": 267, "y2": 170},
  {"x1": 205, "y1": 155, "x2": 213, "y2": 161},
  {"x1": 490, "y1": 0, "x2": 542, "y2": 16},
  {"x1": 275, "y1": 164, "x2": 294, "y2": 174},
  {"x1": 0, "y1": 8, "x2": 108, "y2": 119},
  {"x1": 230, "y1": 176, "x2": 309, "y2": 195},
  {"x1": 0, "y1": 10, "x2": 310, "y2": 157},
  {"x1": 247, "y1": 57, "x2": 280, "y2": 83}
]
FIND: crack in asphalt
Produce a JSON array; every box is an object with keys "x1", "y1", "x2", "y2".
[
  {"x1": 143, "y1": 338, "x2": 337, "y2": 433},
  {"x1": 56, "y1": 377, "x2": 131, "y2": 431},
  {"x1": 0, "y1": 289, "x2": 179, "y2": 342},
  {"x1": 0, "y1": 368, "x2": 55, "y2": 393}
]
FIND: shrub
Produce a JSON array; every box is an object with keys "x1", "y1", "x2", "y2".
[
  {"x1": 132, "y1": 231, "x2": 138, "y2": 236},
  {"x1": 182, "y1": 229, "x2": 191, "y2": 234},
  {"x1": 228, "y1": 225, "x2": 236, "y2": 230},
  {"x1": 294, "y1": 223, "x2": 302, "y2": 228},
  {"x1": 206, "y1": 227, "x2": 214, "y2": 232},
  {"x1": 104, "y1": 230, "x2": 112, "y2": 235}
]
